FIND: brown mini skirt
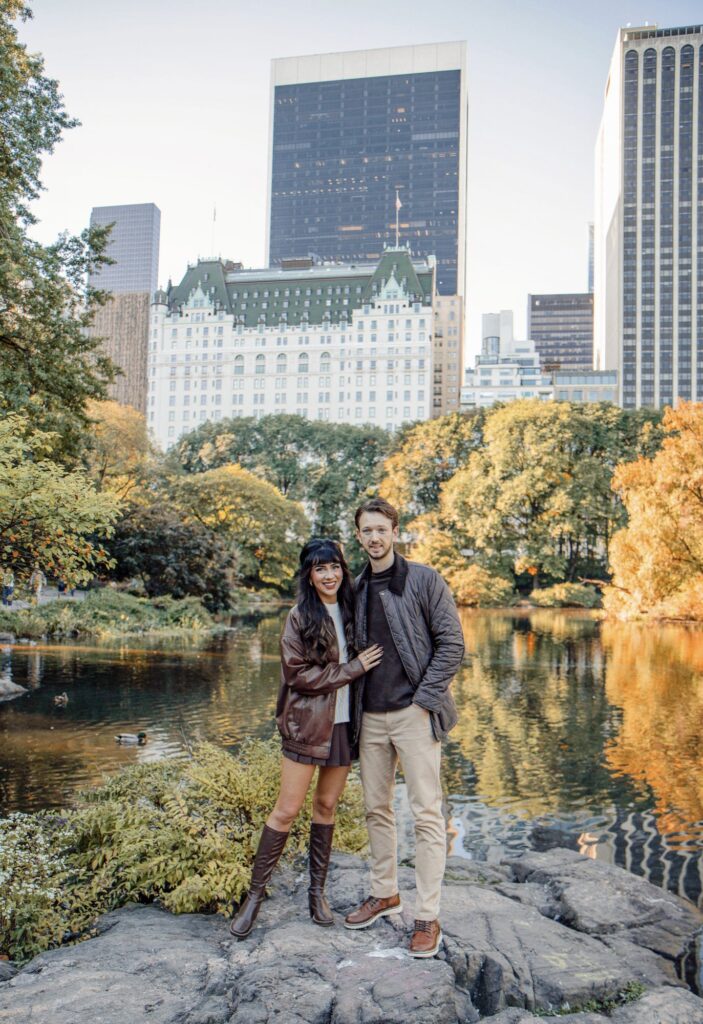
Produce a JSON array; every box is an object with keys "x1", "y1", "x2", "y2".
[{"x1": 283, "y1": 722, "x2": 358, "y2": 767}]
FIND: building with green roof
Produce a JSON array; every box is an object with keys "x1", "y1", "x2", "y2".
[{"x1": 149, "y1": 247, "x2": 436, "y2": 447}]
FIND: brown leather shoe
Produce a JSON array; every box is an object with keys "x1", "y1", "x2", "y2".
[
  {"x1": 409, "y1": 919, "x2": 442, "y2": 957},
  {"x1": 343, "y1": 893, "x2": 402, "y2": 930}
]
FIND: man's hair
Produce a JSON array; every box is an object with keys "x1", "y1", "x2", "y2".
[{"x1": 354, "y1": 498, "x2": 399, "y2": 530}]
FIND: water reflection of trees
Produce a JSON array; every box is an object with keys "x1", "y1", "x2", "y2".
[
  {"x1": 600, "y1": 621, "x2": 703, "y2": 843},
  {"x1": 448, "y1": 611, "x2": 642, "y2": 816}
]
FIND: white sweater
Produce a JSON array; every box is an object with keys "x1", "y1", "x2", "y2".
[{"x1": 326, "y1": 602, "x2": 350, "y2": 725}]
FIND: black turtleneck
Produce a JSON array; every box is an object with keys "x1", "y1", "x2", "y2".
[{"x1": 362, "y1": 565, "x2": 415, "y2": 713}]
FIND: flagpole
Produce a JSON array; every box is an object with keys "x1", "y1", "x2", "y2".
[{"x1": 395, "y1": 189, "x2": 400, "y2": 248}]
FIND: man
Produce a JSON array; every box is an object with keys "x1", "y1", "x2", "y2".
[{"x1": 344, "y1": 497, "x2": 465, "y2": 957}]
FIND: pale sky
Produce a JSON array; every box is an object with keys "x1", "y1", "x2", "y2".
[{"x1": 21, "y1": 0, "x2": 703, "y2": 362}]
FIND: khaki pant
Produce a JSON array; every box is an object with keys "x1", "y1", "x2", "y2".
[{"x1": 359, "y1": 702, "x2": 445, "y2": 920}]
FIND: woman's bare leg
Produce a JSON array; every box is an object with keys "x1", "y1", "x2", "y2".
[
  {"x1": 312, "y1": 765, "x2": 350, "y2": 824},
  {"x1": 267, "y1": 758, "x2": 316, "y2": 832}
]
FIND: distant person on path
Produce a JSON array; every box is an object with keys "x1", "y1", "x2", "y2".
[
  {"x1": 344, "y1": 498, "x2": 465, "y2": 958},
  {"x1": 1, "y1": 568, "x2": 14, "y2": 607},
  {"x1": 229, "y1": 538, "x2": 383, "y2": 940},
  {"x1": 28, "y1": 565, "x2": 46, "y2": 605}
]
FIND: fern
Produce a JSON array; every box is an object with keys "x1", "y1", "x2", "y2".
[{"x1": 0, "y1": 738, "x2": 367, "y2": 962}]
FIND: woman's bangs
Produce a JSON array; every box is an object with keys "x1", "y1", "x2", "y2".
[{"x1": 306, "y1": 540, "x2": 343, "y2": 567}]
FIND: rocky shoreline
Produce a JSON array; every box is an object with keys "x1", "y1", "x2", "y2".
[{"x1": 1, "y1": 847, "x2": 702, "y2": 1023}]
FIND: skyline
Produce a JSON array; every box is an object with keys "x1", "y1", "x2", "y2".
[{"x1": 21, "y1": 0, "x2": 703, "y2": 361}]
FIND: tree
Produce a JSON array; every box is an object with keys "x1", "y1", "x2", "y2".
[
  {"x1": 172, "y1": 464, "x2": 308, "y2": 589},
  {"x1": 416, "y1": 400, "x2": 662, "y2": 589},
  {"x1": 0, "y1": 2, "x2": 116, "y2": 457},
  {"x1": 379, "y1": 410, "x2": 486, "y2": 522},
  {"x1": 107, "y1": 506, "x2": 236, "y2": 612},
  {"x1": 0, "y1": 414, "x2": 120, "y2": 585},
  {"x1": 170, "y1": 414, "x2": 390, "y2": 536},
  {"x1": 409, "y1": 518, "x2": 513, "y2": 606},
  {"x1": 604, "y1": 401, "x2": 703, "y2": 620},
  {"x1": 83, "y1": 400, "x2": 155, "y2": 500}
]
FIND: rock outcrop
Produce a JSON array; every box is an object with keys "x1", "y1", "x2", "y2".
[{"x1": 0, "y1": 849, "x2": 701, "y2": 1023}]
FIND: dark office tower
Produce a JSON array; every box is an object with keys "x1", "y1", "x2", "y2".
[
  {"x1": 527, "y1": 293, "x2": 594, "y2": 371},
  {"x1": 87, "y1": 203, "x2": 161, "y2": 413},
  {"x1": 267, "y1": 44, "x2": 467, "y2": 298},
  {"x1": 594, "y1": 24, "x2": 703, "y2": 408}
]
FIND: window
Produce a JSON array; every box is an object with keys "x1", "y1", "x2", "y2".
[
  {"x1": 298, "y1": 353, "x2": 309, "y2": 373},
  {"x1": 234, "y1": 355, "x2": 244, "y2": 376},
  {"x1": 276, "y1": 353, "x2": 287, "y2": 373}
]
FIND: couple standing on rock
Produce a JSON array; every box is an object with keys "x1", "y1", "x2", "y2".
[{"x1": 229, "y1": 497, "x2": 465, "y2": 959}]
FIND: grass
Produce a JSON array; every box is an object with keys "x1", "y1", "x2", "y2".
[
  {"x1": 534, "y1": 981, "x2": 647, "y2": 1017},
  {"x1": 0, "y1": 589, "x2": 217, "y2": 639}
]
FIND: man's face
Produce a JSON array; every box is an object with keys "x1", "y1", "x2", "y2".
[{"x1": 356, "y1": 511, "x2": 398, "y2": 562}]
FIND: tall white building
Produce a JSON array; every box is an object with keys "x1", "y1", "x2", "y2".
[
  {"x1": 594, "y1": 24, "x2": 703, "y2": 408},
  {"x1": 148, "y1": 249, "x2": 435, "y2": 448},
  {"x1": 460, "y1": 311, "x2": 552, "y2": 410}
]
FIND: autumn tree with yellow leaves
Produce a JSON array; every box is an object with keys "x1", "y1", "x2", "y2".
[
  {"x1": 402, "y1": 401, "x2": 660, "y2": 602},
  {"x1": 0, "y1": 415, "x2": 120, "y2": 586},
  {"x1": 173, "y1": 464, "x2": 308, "y2": 589},
  {"x1": 605, "y1": 401, "x2": 703, "y2": 621}
]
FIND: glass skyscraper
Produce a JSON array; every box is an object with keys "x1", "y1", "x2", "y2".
[
  {"x1": 89, "y1": 203, "x2": 160, "y2": 294},
  {"x1": 267, "y1": 44, "x2": 467, "y2": 297},
  {"x1": 594, "y1": 24, "x2": 703, "y2": 408},
  {"x1": 527, "y1": 293, "x2": 594, "y2": 371}
]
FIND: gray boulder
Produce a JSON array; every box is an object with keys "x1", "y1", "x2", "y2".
[
  {"x1": 0, "y1": 850, "x2": 701, "y2": 1023},
  {"x1": 502, "y1": 848, "x2": 703, "y2": 961}
]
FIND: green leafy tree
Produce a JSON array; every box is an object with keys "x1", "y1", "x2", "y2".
[
  {"x1": 172, "y1": 463, "x2": 308, "y2": 589},
  {"x1": 0, "y1": 414, "x2": 120, "y2": 585},
  {"x1": 171, "y1": 414, "x2": 390, "y2": 536},
  {"x1": 0, "y1": 1, "x2": 116, "y2": 456},
  {"x1": 379, "y1": 410, "x2": 487, "y2": 522},
  {"x1": 414, "y1": 400, "x2": 662, "y2": 590},
  {"x1": 107, "y1": 505, "x2": 236, "y2": 612}
]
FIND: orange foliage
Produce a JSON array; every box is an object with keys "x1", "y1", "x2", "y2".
[{"x1": 605, "y1": 402, "x2": 703, "y2": 620}]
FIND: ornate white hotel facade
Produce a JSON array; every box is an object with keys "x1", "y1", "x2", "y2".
[{"x1": 147, "y1": 248, "x2": 435, "y2": 448}]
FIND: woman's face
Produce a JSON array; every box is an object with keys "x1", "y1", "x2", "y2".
[{"x1": 310, "y1": 561, "x2": 344, "y2": 604}]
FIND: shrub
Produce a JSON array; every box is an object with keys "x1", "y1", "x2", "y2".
[
  {"x1": 448, "y1": 564, "x2": 514, "y2": 607},
  {"x1": 0, "y1": 812, "x2": 70, "y2": 962},
  {"x1": 0, "y1": 739, "x2": 366, "y2": 963},
  {"x1": 530, "y1": 583, "x2": 601, "y2": 609},
  {"x1": 0, "y1": 589, "x2": 215, "y2": 639}
]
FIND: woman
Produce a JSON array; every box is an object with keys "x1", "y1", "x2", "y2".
[{"x1": 230, "y1": 538, "x2": 383, "y2": 939}]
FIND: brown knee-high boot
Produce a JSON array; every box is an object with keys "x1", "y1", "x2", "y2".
[
  {"x1": 230, "y1": 824, "x2": 288, "y2": 939},
  {"x1": 308, "y1": 822, "x2": 335, "y2": 926}
]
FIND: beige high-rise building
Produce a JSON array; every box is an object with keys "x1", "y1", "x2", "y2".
[
  {"x1": 432, "y1": 295, "x2": 463, "y2": 415},
  {"x1": 87, "y1": 203, "x2": 161, "y2": 413}
]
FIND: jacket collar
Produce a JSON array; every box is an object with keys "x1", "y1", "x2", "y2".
[{"x1": 359, "y1": 551, "x2": 408, "y2": 596}]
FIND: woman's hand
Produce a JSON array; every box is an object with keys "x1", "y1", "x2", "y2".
[{"x1": 358, "y1": 644, "x2": 384, "y2": 671}]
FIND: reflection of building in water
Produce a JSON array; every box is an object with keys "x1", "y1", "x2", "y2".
[
  {"x1": 593, "y1": 809, "x2": 703, "y2": 908},
  {"x1": 26, "y1": 651, "x2": 44, "y2": 689}
]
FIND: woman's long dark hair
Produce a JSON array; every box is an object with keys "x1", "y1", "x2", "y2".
[{"x1": 296, "y1": 538, "x2": 356, "y2": 662}]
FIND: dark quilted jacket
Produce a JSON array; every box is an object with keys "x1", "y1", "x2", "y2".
[{"x1": 353, "y1": 553, "x2": 465, "y2": 743}]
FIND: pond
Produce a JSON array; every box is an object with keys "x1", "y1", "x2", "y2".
[{"x1": 1, "y1": 609, "x2": 702, "y2": 907}]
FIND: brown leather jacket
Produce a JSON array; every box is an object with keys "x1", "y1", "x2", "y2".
[{"x1": 275, "y1": 606, "x2": 366, "y2": 760}]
